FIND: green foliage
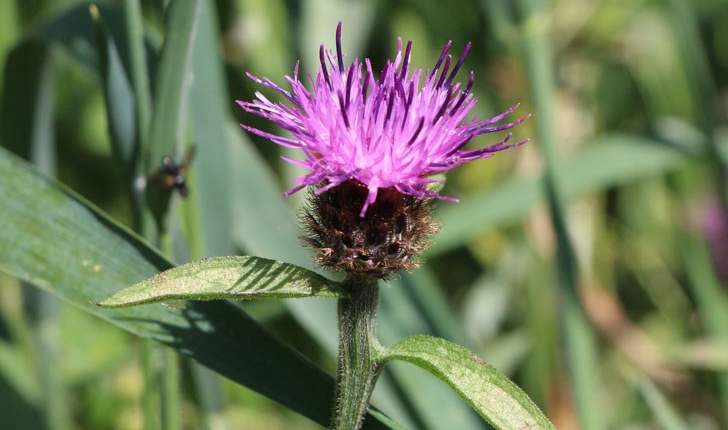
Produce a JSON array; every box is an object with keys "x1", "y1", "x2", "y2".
[
  {"x1": 96, "y1": 256, "x2": 344, "y2": 307},
  {"x1": 382, "y1": 335, "x2": 555, "y2": 430},
  {"x1": 2, "y1": 0, "x2": 728, "y2": 428},
  {"x1": 0, "y1": 147, "x2": 339, "y2": 427}
]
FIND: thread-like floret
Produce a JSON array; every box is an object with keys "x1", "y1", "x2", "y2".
[{"x1": 238, "y1": 23, "x2": 529, "y2": 217}]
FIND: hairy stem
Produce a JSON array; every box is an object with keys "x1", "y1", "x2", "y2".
[{"x1": 331, "y1": 277, "x2": 382, "y2": 430}]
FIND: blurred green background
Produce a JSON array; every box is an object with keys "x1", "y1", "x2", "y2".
[{"x1": 2, "y1": 0, "x2": 728, "y2": 429}]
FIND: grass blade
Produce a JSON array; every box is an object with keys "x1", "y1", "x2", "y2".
[
  {"x1": 145, "y1": 0, "x2": 201, "y2": 167},
  {"x1": 90, "y1": 5, "x2": 137, "y2": 168},
  {"x1": 144, "y1": 0, "x2": 201, "y2": 227},
  {"x1": 187, "y1": 0, "x2": 234, "y2": 256},
  {"x1": 123, "y1": 0, "x2": 152, "y2": 141},
  {"x1": 681, "y1": 233, "x2": 728, "y2": 416},
  {"x1": 515, "y1": 0, "x2": 601, "y2": 427},
  {"x1": 0, "y1": 42, "x2": 54, "y2": 160},
  {"x1": 634, "y1": 376, "x2": 688, "y2": 430}
]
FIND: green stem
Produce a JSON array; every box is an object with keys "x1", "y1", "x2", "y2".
[
  {"x1": 123, "y1": 0, "x2": 152, "y2": 139},
  {"x1": 158, "y1": 219, "x2": 180, "y2": 430},
  {"x1": 331, "y1": 278, "x2": 382, "y2": 430},
  {"x1": 122, "y1": 1, "x2": 180, "y2": 427},
  {"x1": 141, "y1": 340, "x2": 158, "y2": 429},
  {"x1": 123, "y1": 0, "x2": 155, "y2": 239},
  {"x1": 162, "y1": 348, "x2": 180, "y2": 430},
  {"x1": 516, "y1": 0, "x2": 601, "y2": 427}
]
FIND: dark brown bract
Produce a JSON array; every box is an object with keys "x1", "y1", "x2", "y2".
[{"x1": 301, "y1": 180, "x2": 439, "y2": 280}]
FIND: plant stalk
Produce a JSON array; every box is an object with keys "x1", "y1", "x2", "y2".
[
  {"x1": 331, "y1": 277, "x2": 382, "y2": 430},
  {"x1": 141, "y1": 339, "x2": 158, "y2": 428},
  {"x1": 162, "y1": 348, "x2": 180, "y2": 430},
  {"x1": 515, "y1": 0, "x2": 601, "y2": 427}
]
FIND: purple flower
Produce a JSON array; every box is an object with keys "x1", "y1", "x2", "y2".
[{"x1": 238, "y1": 23, "x2": 528, "y2": 217}]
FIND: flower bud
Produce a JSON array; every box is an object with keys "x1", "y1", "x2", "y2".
[{"x1": 301, "y1": 180, "x2": 438, "y2": 279}]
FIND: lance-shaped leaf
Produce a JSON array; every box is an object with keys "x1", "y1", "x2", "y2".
[
  {"x1": 380, "y1": 335, "x2": 555, "y2": 430},
  {"x1": 90, "y1": 5, "x2": 137, "y2": 169},
  {"x1": 144, "y1": 0, "x2": 201, "y2": 225},
  {"x1": 96, "y1": 256, "x2": 344, "y2": 308},
  {"x1": 0, "y1": 147, "x2": 395, "y2": 429},
  {"x1": 145, "y1": 0, "x2": 200, "y2": 168}
]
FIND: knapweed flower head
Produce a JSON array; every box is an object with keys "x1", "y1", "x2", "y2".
[{"x1": 238, "y1": 23, "x2": 528, "y2": 279}]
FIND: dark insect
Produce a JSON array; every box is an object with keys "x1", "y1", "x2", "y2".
[{"x1": 151, "y1": 145, "x2": 196, "y2": 197}]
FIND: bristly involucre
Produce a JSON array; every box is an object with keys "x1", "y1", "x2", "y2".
[
  {"x1": 300, "y1": 180, "x2": 438, "y2": 279},
  {"x1": 237, "y1": 23, "x2": 529, "y2": 218}
]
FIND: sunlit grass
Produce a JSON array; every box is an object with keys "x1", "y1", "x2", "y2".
[{"x1": 1, "y1": 0, "x2": 728, "y2": 428}]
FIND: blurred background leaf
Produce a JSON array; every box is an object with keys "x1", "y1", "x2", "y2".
[{"x1": 2, "y1": 0, "x2": 728, "y2": 428}]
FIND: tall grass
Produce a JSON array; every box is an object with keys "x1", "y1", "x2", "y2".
[{"x1": 1, "y1": 0, "x2": 728, "y2": 428}]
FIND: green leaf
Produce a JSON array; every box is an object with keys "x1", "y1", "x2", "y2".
[
  {"x1": 0, "y1": 369, "x2": 45, "y2": 430},
  {"x1": 681, "y1": 233, "x2": 728, "y2": 415},
  {"x1": 144, "y1": 0, "x2": 201, "y2": 224},
  {"x1": 96, "y1": 256, "x2": 344, "y2": 308},
  {"x1": 90, "y1": 5, "x2": 137, "y2": 168},
  {"x1": 0, "y1": 146, "x2": 395, "y2": 429},
  {"x1": 122, "y1": 0, "x2": 152, "y2": 142},
  {"x1": 0, "y1": 42, "x2": 54, "y2": 161},
  {"x1": 378, "y1": 272, "x2": 485, "y2": 430},
  {"x1": 0, "y1": 341, "x2": 41, "y2": 404},
  {"x1": 37, "y1": 4, "x2": 128, "y2": 74},
  {"x1": 381, "y1": 335, "x2": 555, "y2": 430},
  {"x1": 0, "y1": 0, "x2": 19, "y2": 85},
  {"x1": 633, "y1": 375, "x2": 688, "y2": 430},
  {"x1": 145, "y1": 0, "x2": 201, "y2": 169},
  {"x1": 187, "y1": 0, "x2": 235, "y2": 256}
]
